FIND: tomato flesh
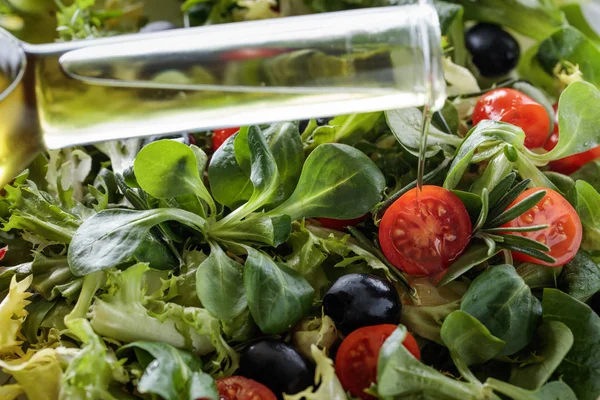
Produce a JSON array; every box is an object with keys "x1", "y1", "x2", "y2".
[
  {"x1": 335, "y1": 324, "x2": 420, "y2": 400},
  {"x1": 317, "y1": 214, "x2": 369, "y2": 231},
  {"x1": 379, "y1": 186, "x2": 472, "y2": 276},
  {"x1": 472, "y1": 88, "x2": 550, "y2": 149},
  {"x1": 213, "y1": 127, "x2": 240, "y2": 151},
  {"x1": 214, "y1": 376, "x2": 277, "y2": 400},
  {"x1": 502, "y1": 188, "x2": 582, "y2": 266}
]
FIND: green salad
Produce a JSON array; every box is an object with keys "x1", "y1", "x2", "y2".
[{"x1": 1, "y1": 0, "x2": 600, "y2": 399}]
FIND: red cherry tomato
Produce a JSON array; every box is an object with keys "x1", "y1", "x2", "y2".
[
  {"x1": 379, "y1": 186, "x2": 472, "y2": 276},
  {"x1": 213, "y1": 127, "x2": 239, "y2": 151},
  {"x1": 502, "y1": 188, "x2": 582, "y2": 267},
  {"x1": 335, "y1": 324, "x2": 420, "y2": 400},
  {"x1": 214, "y1": 376, "x2": 277, "y2": 400},
  {"x1": 543, "y1": 103, "x2": 600, "y2": 174},
  {"x1": 472, "y1": 88, "x2": 551, "y2": 149},
  {"x1": 317, "y1": 214, "x2": 369, "y2": 231}
]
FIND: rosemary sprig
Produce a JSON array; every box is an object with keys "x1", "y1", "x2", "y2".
[{"x1": 438, "y1": 173, "x2": 555, "y2": 287}]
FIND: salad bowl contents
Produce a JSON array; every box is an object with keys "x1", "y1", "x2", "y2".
[{"x1": 0, "y1": 1, "x2": 600, "y2": 400}]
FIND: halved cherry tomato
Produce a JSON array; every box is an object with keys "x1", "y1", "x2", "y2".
[
  {"x1": 214, "y1": 376, "x2": 277, "y2": 400},
  {"x1": 335, "y1": 324, "x2": 420, "y2": 400},
  {"x1": 213, "y1": 127, "x2": 239, "y2": 151},
  {"x1": 379, "y1": 186, "x2": 472, "y2": 276},
  {"x1": 544, "y1": 104, "x2": 600, "y2": 174},
  {"x1": 502, "y1": 188, "x2": 582, "y2": 266},
  {"x1": 317, "y1": 214, "x2": 369, "y2": 231},
  {"x1": 0, "y1": 245, "x2": 7, "y2": 261},
  {"x1": 472, "y1": 88, "x2": 551, "y2": 149}
]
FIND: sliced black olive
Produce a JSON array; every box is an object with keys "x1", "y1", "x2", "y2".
[
  {"x1": 465, "y1": 23, "x2": 520, "y2": 78},
  {"x1": 323, "y1": 273, "x2": 401, "y2": 335},
  {"x1": 239, "y1": 339, "x2": 313, "y2": 398},
  {"x1": 140, "y1": 21, "x2": 177, "y2": 33}
]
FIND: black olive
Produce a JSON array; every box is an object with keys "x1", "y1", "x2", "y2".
[
  {"x1": 186, "y1": 3, "x2": 212, "y2": 27},
  {"x1": 591, "y1": 292, "x2": 600, "y2": 316},
  {"x1": 323, "y1": 273, "x2": 401, "y2": 335},
  {"x1": 239, "y1": 339, "x2": 313, "y2": 398},
  {"x1": 465, "y1": 23, "x2": 520, "y2": 78},
  {"x1": 298, "y1": 117, "x2": 331, "y2": 133},
  {"x1": 139, "y1": 21, "x2": 177, "y2": 33}
]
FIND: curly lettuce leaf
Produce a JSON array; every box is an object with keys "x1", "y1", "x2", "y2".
[
  {"x1": 0, "y1": 349, "x2": 62, "y2": 400},
  {"x1": 0, "y1": 275, "x2": 33, "y2": 356}
]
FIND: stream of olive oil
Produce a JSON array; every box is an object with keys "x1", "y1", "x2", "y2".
[{"x1": 415, "y1": 106, "x2": 433, "y2": 204}]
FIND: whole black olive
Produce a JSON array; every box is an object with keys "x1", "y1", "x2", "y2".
[
  {"x1": 323, "y1": 273, "x2": 401, "y2": 335},
  {"x1": 239, "y1": 339, "x2": 313, "y2": 398},
  {"x1": 140, "y1": 21, "x2": 177, "y2": 33},
  {"x1": 465, "y1": 23, "x2": 520, "y2": 78},
  {"x1": 591, "y1": 292, "x2": 600, "y2": 316}
]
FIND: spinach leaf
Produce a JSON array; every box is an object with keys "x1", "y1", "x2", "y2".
[
  {"x1": 558, "y1": 251, "x2": 600, "y2": 302},
  {"x1": 531, "y1": 82, "x2": 600, "y2": 162},
  {"x1": 509, "y1": 321, "x2": 574, "y2": 390},
  {"x1": 307, "y1": 112, "x2": 384, "y2": 149},
  {"x1": 571, "y1": 180, "x2": 600, "y2": 250},
  {"x1": 444, "y1": 121, "x2": 525, "y2": 190},
  {"x1": 243, "y1": 248, "x2": 314, "y2": 335},
  {"x1": 377, "y1": 325, "x2": 479, "y2": 399},
  {"x1": 486, "y1": 379, "x2": 577, "y2": 400},
  {"x1": 571, "y1": 160, "x2": 600, "y2": 192},
  {"x1": 516, "y1": 263, "x2": 560, "y2": 290},
  {"x1": 385, "y1": 108, "x2": 462, "y2": 158},
  {"x1": 542, "y1": 288, "x2": 600, "y2": 400},
  {"x1": 270, "y1": 144, "x2": 385, "y2": 221},
  {"x1": 208, "y1": 123, "x2": 304, "y2": 211},
  {"x1": 68, "y1": 208, "x2": 206, "y2": 276},
  {"x1": 209, "y1": 213, "x2": 292, "y2": 247},
  {"x1": 118, "y1": 341, "x2": 217, "y2": 400},
  {"x1": 207, "y1": 132, "x2": 254, "y2": 210},
  {"x1": 443, "y1": 0, "x2": 565, "y2": 40},
  {"x1": 460, "y1": 264, "x2": 542, "y2": 356},
  {"x1": 441, "y1": 310, "x2": 505, "y2": 366},
  {"x1": 537, "y1": 27, "x2": 600, "y2": 89},
  {"x1": 133, "y1": 140, "x2": 216, "y2": 216},
  {"x1": 561, "y1": 3, "x2": 600, "y2": 46},
  {"x1": 401, "y1": 301, "x2": 460, "y2": 345},
  {"x1": 196, "y1": 242, "x2": 247, "y2": 321}
]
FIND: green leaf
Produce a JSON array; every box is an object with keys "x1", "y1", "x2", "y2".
[
  {"x1": 207, "y1": 132, "x2": 254, "y2": 210},
  {"x1": 209, "y1": 213, "x2": 292, "y2": 247},
  {"x1": 571, "y1": 160, "x2": 600, "y2": 192},
  {"x1": 450, "y1": 190, "x2": 482, "y2": 225},
  {"x1": 61, "y1": 318, "x2": 127, "y2": 400},
  {"x1": 262, "y1": 122, "x2": 304, "y2": 199},
  {"x1": 485, "y1": 378, "x2": 578, "y2": 400},
  {"x1": 196, "y1": 242, "x2": 246, "y2": 321},
  {"x1": 441, "y1": 310, "x2": 506, "y2": 366},
  {"x1": 571, "y1": 180, "x2": 600, "y2": 251},
  {"x1": 401, "y1": 300, "x2": 460, "y2": 345},
  {"x1": 133, "y1": 140, "x2": 216, "y2": 216},
  {"x1": 243, "y1": 248, "x2": 314, "y2": 335},
  {"x1": 542, "y1": 288, "x2": 600, "y2": 400},
  {"x1": 558, "y1": 250, "x2": 600, "y2": 302},
  {"x1": 270, "y1": 144, "x2": 385, "y2": 221},
  {"x1": 537, "y1": 28, "x2": 600, "y2": 89},
  {"x1": 470, "y1": 153, "x2": 514, "y2": 198},
  {"x1": 461, "y1": 265, "x2": 542, "y2": 356},
  {"x1": 385, "y1": 108, "x2": 462, "y2": 158},
  {"x1": 444, "y1": 121, "x2": 525, "y2": 190},
  {"x1": 118, "y1": 341, "x2": 217, "y2": 400},
  {"x1": 516, "y1": 263, "x2": 560, "y2": 290},
  {"x1": 437, "y1": 242, "x2": 500, "y2": 287},
  {"x1": 307, "y1": 112, "x2": 385, "y2": 149},
  {"x1": 530, "y1": 81, "x2": 600, "y2": 162},
  {"x1": 509, "y1": 321, "x2": 574, "y2": 390},
  {"x1": 561, "y1": 3, "x2": 600, "y2": 46},
  {"x1": 68, "y1": 208, "x2": 204, "y2": 276},
  {"x1": 377, "y1": 325, "x2": 478, "y2": 399},
  {"x1": 442, "y1": 0, "x2": 565, "y2": 40}
]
